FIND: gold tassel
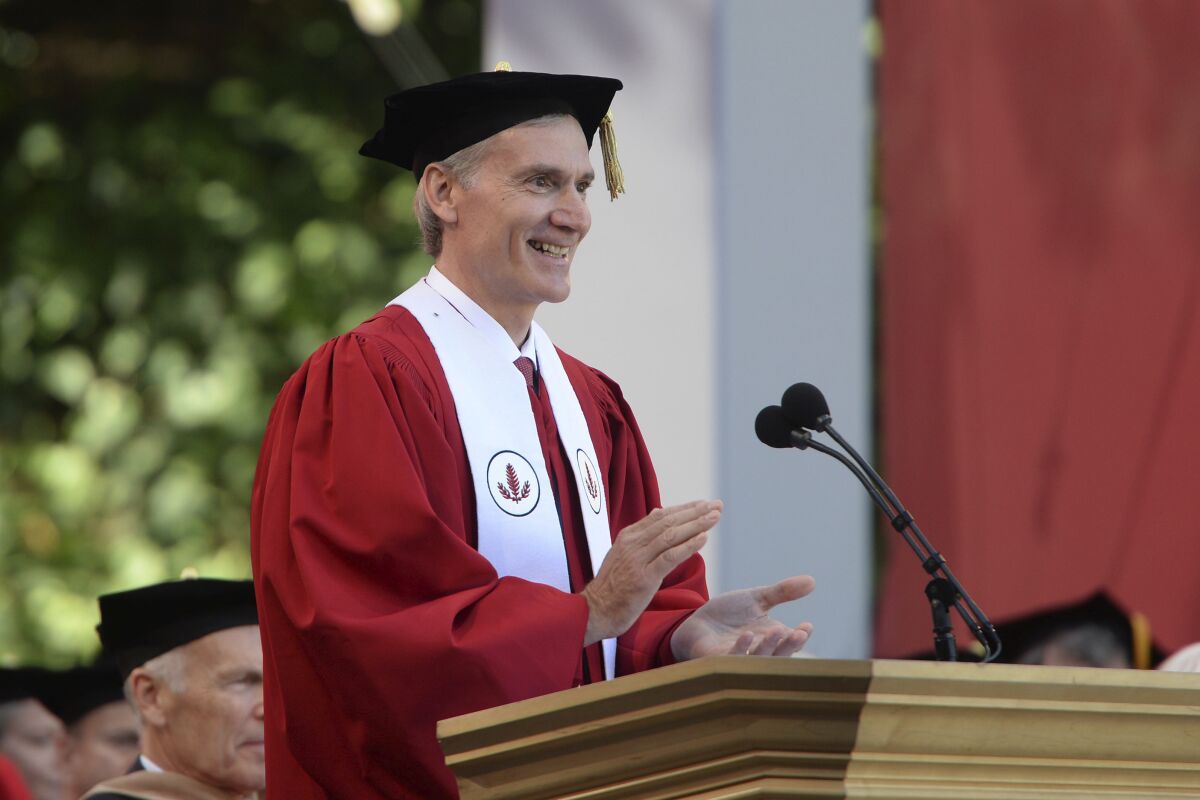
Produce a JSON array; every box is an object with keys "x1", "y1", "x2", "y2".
[
  {"x1": 1130, "y1": 610, "x2": 1152, "y2": 669},
  {"x1": 494, "y1": 60, "x2": 512, "y2": 72},
  {"x1": 599, "y1": 109, "x2": 625, "y2": 201}
]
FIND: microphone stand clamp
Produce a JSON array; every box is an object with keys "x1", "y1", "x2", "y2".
[{"x1": 925, "y1": 577, "x2": 959, "y2": 662}]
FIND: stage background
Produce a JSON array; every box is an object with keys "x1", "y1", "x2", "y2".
[{"x1": 877, "y1": 0, "x2": 1200, "y2": 657}]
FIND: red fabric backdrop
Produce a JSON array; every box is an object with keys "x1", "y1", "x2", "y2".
[{"x1": 876, "y1": 0, "x2": 1200, "y2": 658}]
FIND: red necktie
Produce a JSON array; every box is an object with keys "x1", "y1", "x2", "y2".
[{"x1": 514, "y1": 356, "x2": 535, "y2": 388}]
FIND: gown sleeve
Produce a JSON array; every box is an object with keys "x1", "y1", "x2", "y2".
[{"x1": 252, "y1": 328, "x2": 590, "y2": 798}]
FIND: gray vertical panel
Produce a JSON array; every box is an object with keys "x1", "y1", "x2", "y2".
[{"x1": 716, "y1": 0, "x2": 872, "y2": 657}]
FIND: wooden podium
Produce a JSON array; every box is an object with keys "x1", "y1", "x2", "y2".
[{"x1": 439, "y1": 657, "x2": 1200, "y2": 799}]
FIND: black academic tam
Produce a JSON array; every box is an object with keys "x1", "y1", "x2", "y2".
[
  {"x1": 359, "y1": 70, "x2": 622, "y2": 178},
  {"x1": 96, "y1": 578, "x2": 258, "y2": 678}
]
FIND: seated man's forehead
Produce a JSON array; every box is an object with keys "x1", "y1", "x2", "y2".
[
  {"x1": 187, "y1": 625, "x2": 262, "y2": 664},
  {"x1": 12, "y1": 700, "x2": 63, "y2": 734}
]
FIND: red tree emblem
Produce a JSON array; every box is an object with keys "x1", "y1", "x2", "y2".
[
  {"x1": 583, "y1": 460, "x2": 600, "y2": 501},
  {"x1": 497, "y1": 463, "x2": 531, "y2": 503}
]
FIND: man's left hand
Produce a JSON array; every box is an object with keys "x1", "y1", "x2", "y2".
[{"x1": 670, "y1": 576, "x2": 816, "y2": 661}]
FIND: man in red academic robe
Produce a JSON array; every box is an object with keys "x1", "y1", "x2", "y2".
[{"x1": 251, "y1": 69, "x2": 817, "y2": 799}]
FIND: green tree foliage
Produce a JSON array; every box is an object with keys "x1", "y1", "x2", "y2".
[{"x1": 0, "y1": 0, "x2": 480, "y2": 665}]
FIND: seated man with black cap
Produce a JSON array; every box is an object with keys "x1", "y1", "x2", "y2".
[
  {"x1": 38, "y1": 662, "x2": 140, "y2": 799},
  {"x1": 252, "y1": 66, "x2": 817, "y2": 798},
  {"x1": 0, "y1": 667, "x2": 66, "y2": 800},
  {"x1": 83, "y1": 578, "x2": 263, "y2": 800}
]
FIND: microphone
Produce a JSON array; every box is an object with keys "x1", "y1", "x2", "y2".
[
  {"x1": 762, "y1": 383, "x2": 1001, "y2": 662},
  {"x1": 754, "y1": 405, "x2": 802, "y2": 449},
  {"x1": 780, "y1": 382, "x2": 831, "y2": 431},
  {"x1": 781, "y1": 384, "x2": 913, "y2": 533},
  {"x1": 757, "y1": 404, "x2": 897, "y2": 516}
]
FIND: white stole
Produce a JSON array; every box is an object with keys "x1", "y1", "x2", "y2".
[{"x1": 390, "y1": 269, "x2": 616, "y2": 679}]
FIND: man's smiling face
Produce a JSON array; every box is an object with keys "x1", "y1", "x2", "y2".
[{"x1": 443, "y1": 114, "x2": 594, "y2": 325}]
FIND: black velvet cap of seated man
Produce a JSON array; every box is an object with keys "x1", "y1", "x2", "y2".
[
  {"x1": 359, "y1": 69, "x2": 623, "y2": 179},
  {"x1": 96, "y1": 578, "x2": 258, "y2": 678},
  {"x1": 37, "y1": 662, "x2": 126, "y2": 725},
  {"x1": 0, "y1": 666, "x2": 50, "y2": 706}
]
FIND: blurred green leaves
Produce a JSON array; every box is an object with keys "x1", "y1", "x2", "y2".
[{"x1": 0, "y1": 0, "x2": 479, "y2": 665}]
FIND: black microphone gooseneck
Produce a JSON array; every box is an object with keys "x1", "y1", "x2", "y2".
[
  {"x1": 756, "y1": 404, "x2": 899, "y2": 526},
  {"x1": 756, "y1": 405, "x2": 892, "y2": 508},
  {"x1": 769, "y1": 384, "x2": 1001, "y2": 662},
  {"x1": 757, "y1": 404, "x2": 963, "y2": 657}
]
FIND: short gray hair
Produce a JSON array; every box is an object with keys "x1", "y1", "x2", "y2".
[
  {"x1": 413, "y1": 113, "x2": 573, "y2": 257},
  {"x1": 123, "y1": 649, "x2": 187, "y2": 722}
]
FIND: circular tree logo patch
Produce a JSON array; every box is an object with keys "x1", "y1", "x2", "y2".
[
  {"x1": 487, "y1": 451, "x2": 540, "y2": 516},
  {"x1": 575, "y1": 449, "x2": 603, "y2": 515}
]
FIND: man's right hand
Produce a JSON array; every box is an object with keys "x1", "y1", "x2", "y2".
[{"x1": 581, "y1": 500, "x2": 721, "y2": 645}]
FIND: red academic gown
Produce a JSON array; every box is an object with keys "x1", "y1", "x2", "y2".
[
  {"x1": 251, "y1": 306, "x2": 708, "y2": 799},
  {"x1": 0, "y1": 756, "x2": 31, "y2": 800}
]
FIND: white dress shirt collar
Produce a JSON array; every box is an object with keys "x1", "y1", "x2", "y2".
[{"x1": 424, "y1": 266, "x2": 538, "y2": 367}]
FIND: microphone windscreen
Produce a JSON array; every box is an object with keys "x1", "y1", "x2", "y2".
[
  {"x1": 781, "y1": 382, "x2": 830, "y2": 430},
  {"x1": 754, "y1": 405, "x2": 796, "y2": 448}
]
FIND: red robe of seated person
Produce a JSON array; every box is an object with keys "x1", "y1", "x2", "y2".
[
  {"x1": 0, "y1": 756, "x2": 31, "y2": 800},
  {"x1": 251, "y1": 305, "x2": 708, "y2": 799}
]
